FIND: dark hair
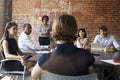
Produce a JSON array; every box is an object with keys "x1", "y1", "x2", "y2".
[
  {"x1": 23, "y1": 23, "x2": 32, "y2": 29},
  {"x1": 99, "y1": 25, "x2": 107, "y2": 31},
  {"x1": 1, "y1": 21, "x2": 18, "y2": 40},
  {"x1": 78, "y1": 28, "x2": 87, "y2": 38},
  {"x1": 42, "y1": 15, "x2": 49, "y2": 22},
  {"x1": 51, "y1": 14, "x2": 77, "y2": 42}
]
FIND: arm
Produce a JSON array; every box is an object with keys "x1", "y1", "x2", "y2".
[
  {"x1": 103, "y1": 36, "x2": 119, "y2": 51},
  {"x1": 17, "y1": 48, "x2": 35, "y2": 56},
  {"x1": 87, "y1": 52, "x2": 95, "y2": 73},
  {"x1": 38, "y1": 25, "x2": 43, "y2": 36},
  {"x1": 31, "y1": 53, "x2": 50, "y2": 80},
  {"x1": 103, "y1": 46, "x2": 115, "y2": 52},
  {"x1": 74, "y1": 40, "x2": 77, "y2": 47},
  {"x1": 78, "y1": 38, "x2": 83, "y2": 47},
  {"x1": 83, "y1": 38, "x2": 89, "y2": 48},
  {"x1": 88, "y1": 66, "x2": 94, "y2": 73},
  {"x1": 2, "y1": 40, "x2": 21, "y2": 59},
  {"x1": 112, "y1": 36, "x2": 120, "y2": 50},
  {"x1": 23, "y1": 36, "x2": 41, "y2": 51},
  {"x1": 38, "y1": 25, "x2": 46, "y2": 35},
  {"x1": 93, "y1": 35, "x2": 98, "y2": 43},
  {"x1": 2, "y1": 40, "x2": 26, "y2": 66},
  {"x1": 76, "y1": 37, "x2": 83, "y2": 48},
  {"x1": 74, "y1": 38, "x2": 79, "y2": 47},
  {"x1": 31, "y1": 62, "x2": 41, "y2": 80}
]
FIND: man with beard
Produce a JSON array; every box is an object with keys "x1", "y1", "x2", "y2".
[
  {"x1": 93, "y1": 25, "x2": 120, "y2": 51},
  {"x1": 18, "y1": 23, "x2": 48, "y2": 54}
]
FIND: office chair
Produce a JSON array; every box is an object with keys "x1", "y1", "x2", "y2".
[
  {"x1": 0, "y1": 52, "x2": 26, "y2": 80},
  {"x1": 41, "y1": 70, "x2": 97, "y2": 80}
]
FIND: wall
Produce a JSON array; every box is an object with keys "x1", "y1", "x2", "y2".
[
  {"x1": 12, "y1": 0, "x2": 120, "y2": 44},
  {"x1": 0, "y1": 0, "x2": 5, "y2": 39}
]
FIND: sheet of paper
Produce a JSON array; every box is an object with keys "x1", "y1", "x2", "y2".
[
  {"x1": 1, "y1": 76, "x2": 11, "y2": 80},
  {"x1": 36, "y1": 50, "x2": 50, "y2": 54},
  {"x1": 100, "y1": 59, "x2": 120, "y2": 65}
]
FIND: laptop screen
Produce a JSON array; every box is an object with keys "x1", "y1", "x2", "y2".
[{"x1": 91, "y1": 43, "x2": 103, "y2": 51}]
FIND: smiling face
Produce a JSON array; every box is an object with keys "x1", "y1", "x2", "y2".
[
  {"x1": 100, "y1": 29, "x2": 107, "y2": 37},
  {"x1": 42, "y1": 18, "x2": 48, "y2": 25},
  {"x1": 79, "y1": 30, "x2": 85, "y2": 38},
  {"x1": 42, "y1": 15, "x2": 49, "y2": 25},
  {"x1": 78, "y1": 28, "x2": 86, "y2": 38},
  {"x1": 24, "y1": 26, "x2": 32, "y2": 35},
  {"x1": 99, "y1": 26, "x2": 108, "y2": 37}
]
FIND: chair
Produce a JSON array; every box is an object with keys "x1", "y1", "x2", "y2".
[
  {"x1": 41, "y1": 70, "x2": 97, "y2": 80},
  {"x1": 0, "y1": 52, "x2": 26, "y2": 80}
]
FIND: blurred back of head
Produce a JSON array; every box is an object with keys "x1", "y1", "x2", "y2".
[{"x1": 51, "y1": 14, "x2": 77, "y2": 42}]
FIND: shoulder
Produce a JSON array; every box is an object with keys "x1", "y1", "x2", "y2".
[
  {"x1": 19, "y1": 32, "x2": 29, "y2": 39},
  {"x1": 109, "y1": 35, "x2": 115, "y2": 38},
  {"x1": 20, "y1": 32, "x2": 27, "y2": 36},
  {"x1": 95, "y1": 34, "x2": 100, "y2": 38},
  {"x1": 2, "y1": 39, "x2": 8, "y2": 43},
  {"x1": 94, "y1": 35, "x2": 101, "y2": 40},
  {"x1": 84, "y1": 38, "x2": 89, "y2": 41},
  {"x1": 38, "y1": 53, "x2": 51, "y2": 66},
  {"x1": 1, "y1": 39, "x2": 8, "y2": 46}
]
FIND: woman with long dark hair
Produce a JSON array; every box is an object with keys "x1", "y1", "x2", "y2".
[
  {"x1": 74, "y1": 28, "x2": 89, "y2": 49},
  {"x1": 0, "y1": 21, "x2": 34, "y2": 71}
]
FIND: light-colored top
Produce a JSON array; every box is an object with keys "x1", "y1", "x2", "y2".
[
  {"x1": 93, "y1": 34, "x2": 120, "y2": 50},
  {"x1": 76, "y1": 38, "x2": 88, "y2": 49},
  {"x1": 38, "y1": 24, "x2": 51, "y2": 37},
  {"x1": 18, "y1": 32, "x2": 48, "y2": 53}
]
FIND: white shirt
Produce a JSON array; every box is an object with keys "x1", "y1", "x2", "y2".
[
  {"x1": 76, "y1": 38, "x2": 88, "y2": 49},
  {"x1": 38, "y1": 24, "x2": 51, "y2": 37},
  {"x1": 18, "y1": 32, "x2": 48, "y2": 53},
  {"x1": 93, "y1": 34, "x2": 120, "y2": 50}
]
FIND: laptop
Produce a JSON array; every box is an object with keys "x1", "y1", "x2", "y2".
[{"x1": 91, "y1": 43, "x2": 103, "y2": 54}]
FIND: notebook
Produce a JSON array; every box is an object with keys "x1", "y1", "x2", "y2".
[{"x1": 91, "y1": 43, "x2": 103, "y2": 54}]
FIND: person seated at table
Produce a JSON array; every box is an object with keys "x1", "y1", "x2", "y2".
[
  {"x1": 74, "y1": 28, "x2": 89, "y2": 49},
  {"x1": 31, "y1": 14, "x2": 95, "y2": 80},
  {"x1": 0, "y1": 21, "x2": 34, "y2": 71},
  {"x1": 18, "y1": 23, "x2": 48, "y2": 53},
  {"x1": 93, "y1": 25, "x2": 120, "y2": 51}
]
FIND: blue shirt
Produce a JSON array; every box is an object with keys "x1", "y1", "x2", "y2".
[{"x1": 93, "y1": 35, "x2": 120, "y2": 50}]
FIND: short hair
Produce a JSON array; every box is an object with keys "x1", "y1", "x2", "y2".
[
  {"x1": 77, "y1": 28, "x2": 87, "y2": 38},
  {"x1": 23, "y1": 23, "x2": 32, "y2": 29},
  {"x1": 42, "y1": 15, "x2": 49, "y2": 22},
  {"x1": 99, "y1": 25, "x2": 107, "y2": 31},
  {"x1": 51, "y1": 14, "x2": 77, "y2": 42}
]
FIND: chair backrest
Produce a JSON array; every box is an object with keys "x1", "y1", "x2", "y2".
[
  {"x1": 41, "y1": 70, "x2": 97, "y2": 80},
  {"x1": 0, "y1": 51, "x2": 5, "y2": 59}
]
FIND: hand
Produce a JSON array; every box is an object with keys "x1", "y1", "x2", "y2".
[
  {"x1": 103, "y1": 46, "x2": 115, "y2": 52},
  {"x1": 19, "y1": 56, "x2": 27, "y2": 66},
  {"x1": 30, "y1": 52, "x2": 36, "y2": 56},
  {"x1": 42, "y1": 32, "x2": 47, "y2": 35}
]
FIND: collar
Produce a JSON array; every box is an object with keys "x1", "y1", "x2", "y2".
[
  {"x1": 99, "y1": 35, "x2": 110, "y2": 39},
  {"x1": 55, "y1": 42, "x2": 77, "y2": 54}
]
